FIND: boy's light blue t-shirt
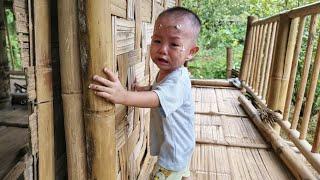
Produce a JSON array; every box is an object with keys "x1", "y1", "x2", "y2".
[{"x1": 150, "y1": 66, "x2": 195, "y2": 171}]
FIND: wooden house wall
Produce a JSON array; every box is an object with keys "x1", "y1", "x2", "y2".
[{"x1": 9, "y1": 0, "x2": 179, "y2": 179}]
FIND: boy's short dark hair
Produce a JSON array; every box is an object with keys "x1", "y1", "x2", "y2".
[{"x1": 157, "y1": 6, "x2": 201, "y2": 39}]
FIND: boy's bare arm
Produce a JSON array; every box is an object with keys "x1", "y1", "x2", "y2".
[{"x1": 89, "y1": 68, "x2": 159, "y2": 108}]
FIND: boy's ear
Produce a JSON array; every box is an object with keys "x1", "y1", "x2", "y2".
[{"x1": 186, "y1": 46, "x2": 199, "y2": 60}]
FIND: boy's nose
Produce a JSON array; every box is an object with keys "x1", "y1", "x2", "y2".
[{"x1": 158, "y1": 44, "x2": 168, "y2": 55}]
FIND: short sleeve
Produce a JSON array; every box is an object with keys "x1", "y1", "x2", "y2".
[{"x1": 152, "y1": 74, "x2": 184, "y2": 117}]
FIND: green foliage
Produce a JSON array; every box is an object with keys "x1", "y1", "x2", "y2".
[{"x1": 5, "y1": 8, "x2": 22, "y2": 71}]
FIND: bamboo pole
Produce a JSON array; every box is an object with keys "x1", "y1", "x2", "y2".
[
  {"x1": 291, "y1": 14, "x2": 318, "y2": 130},
  {"x1": 34, "y1": 0, "x2": 55, "y2": 179},
  {"x1": 267, "y1": 14, "x2": 291, "y2": 133},
  {"x1": 249, "y1": 26, "x2": 260, "y2": 87},
  {"x1": 256, "y1": 24, "x2": 267, "y2": 96},
  {"x1": 239, "y1": 16, "x2": 256, "y2": 82},
  {"x1": 0, "y1": 0, "x2": 10, "y2": 109},
  {"x1": 226, "y1": 47, "x2": 233, "y2": 78},
  {"x1": 283, "y1": 16, "x2": 305, "y2": 122},
  {"x1": 246, "y1": 26, "x2": 257, "y2": 85},
  {"x1": 239, "y1": 95, "x2": 317, "y2": 179},
  {"x1": 258, "y1": 23, "x2": 271, "y2": 98},
  {"x1": 57, "y1": 0, "x2": 87, "y2": 179},
  {"x1": 299, "y1": 32, "x2": 320, "y2": 140},
  {"x1": 251, "y1": 25, "x2": 262, "y2": 91},
  {"x1": 265, "y1": 21, "x2": 279, "y2": 102},
  {"x1": 312, "y1": 112, "x2": 320, "y2": 153},
  {"x1": 78, "y1": 0, "x2": 116, "y2": 179},
  {"x1": 241, "y1": 85, "x2": 320, "y2": 174},
  {"x1": 191, "y1": 79, "x2": 233, "y2": 87}
]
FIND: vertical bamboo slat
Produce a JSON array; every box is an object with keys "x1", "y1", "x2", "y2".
[
  {"x1": 239, "y1": 16, "x2": 256, "y2": 82},
  {"x1": 226, "y1": 47, "x2": 232, "y2": 78},
  {"x1": 291, "y1": 14, "x2": 318, "y2": 130},
  {"x1": 34, "y1": 0, "x2": 55, "y2": 179},
  {"x1": 78, "y1": 0, "x2": 116, "y2": 179},
  {"x1": 251, "y1": 25, "x2": 262, "y2": 90},
  {"x1": 258, "y1": 23, "x2": 271, "y2": 98},
  {"x1": 57, "y1": 0, "x2": 87, "y2": 179},
  {"x1": 249, "y1": 25, "x2": 260, "y2": 87},
  {"x1": 256, "y1": 24, "x2": 267, "y2": 96},
  {"x1": 246, "y1": 26, "x2": 257, "y2": 84},
  {"x1": 312, "y1": 112, "x2": 320, "y2": 153},
  {"x1": 283, "y1": 16, "x2": 306, "y2": 121},
  {"x1": 263, "y1": 22, "x2": 277, "y2": 99},
  {"x1": 299, "y1": 34, "x2": 320, "y2": 139}
]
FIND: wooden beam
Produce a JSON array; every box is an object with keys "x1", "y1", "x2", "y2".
[
  {"x1": 191, "y1": 79, "x2": 233, "y2": 87},
  {"x1": 78, "y1": 0, "x2": 116, "y2": 179}
]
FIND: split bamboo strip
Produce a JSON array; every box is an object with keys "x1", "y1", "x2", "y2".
[
  {"x1": 256, "y1": 24, "x2": 267, "y2": 96},
  {"x1": 34, "y1": 0, "x2": 55, "y2": 179},
  {"x1": 264, "y1": 22, "x2": 277, "y2": 95},
  {"x1": 240, "y1": 16, "x2": 256, "y2": 82},
  {"x1": 283, "y1": 16, "x2": 306, "y2": 121},
  {"x1": 57, "y1": 0, "x2": 87, "y2": 179},
  {"x1": 267, "y1": 14, "x2": 290, "y2": 117},
  {"x1": 238, "y1": 95, "x2": 317, "y2": 179},
  {"x1": 78, "y1": 0, "x2": 116, "y2": 179},
  {"x1": 251, "y1": 25, "x2": 262, "y2": 90},
  {"x1": 195, "y1": 111, "x2": 247, "y2": 118},
  {"x1": 191, "y1": 79, "x2": 233, "y2": 87},
  {"x1": 248, "y1": 25, "x2": 259, "y2": 87},
  {"x1": 196, "y1": 139, "x2": 269, "y2": 149},
  {"x1": 226, "y1": 47, "x2": 233, "y2": 78},
  {"x1": 300, "y1": 33, "x2": 320, "y2": 140},
  {"x1": 258, "y1": 23, "x2": 271, "y2": 98},
  {"x1": 245, "y1": 25, "x2": 257, "y2": 84},
  {"x1": 312, "y1": 112, "x2": 320, "y2": 153},
  {"x1": 291, "y1": 14, "x2": 318, "y2": 130},
  {"x1": 265, "y1": 21, "x2": 279, "y2": 102}
]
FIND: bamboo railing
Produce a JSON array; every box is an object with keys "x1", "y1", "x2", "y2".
[{"x1": 240, "y1": 2, "x2": 320, "y2": 175}]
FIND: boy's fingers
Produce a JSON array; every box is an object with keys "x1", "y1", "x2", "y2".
[
  {"x1": 95, "y1": 91, "x2": 112, "y2": 101},
  {"x1": 103, "y1": 68, "x2": 117, "y2": 82},
  {"x1": 89, "y1": 84, "x2": 113, "y2": 94},
  {"x1": 93, "y1": 75, "x2": 113, "y2": 87}
]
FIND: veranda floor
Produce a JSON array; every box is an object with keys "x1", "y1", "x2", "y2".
[{"x1": 190, "y1": 86, "x2": 294, "y2": 180}]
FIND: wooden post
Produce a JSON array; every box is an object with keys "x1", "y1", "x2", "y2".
[
  {"x1": 226, "y1": 47, "x2": 233, "y2": 78},
  {"x1": 78, "y1": 0, "x2": 116, "y2": 179},
  {"x1": 0, "y1": 0, "x2": 10, "y2": 109},
  {"x1": 34, "y1": 0, "x2": 55, "y2": 179},
  {"x1": 57, "y1": 0, "x2": 87, "y2": 179},
  {"x1": 239, "y1": 16, "x2": 256, "y2": 82},
  {"x1": 266, "y1": 14, "x2": 291, "y2": 133}
]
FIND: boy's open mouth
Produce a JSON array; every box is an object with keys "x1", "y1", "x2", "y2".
[{"x1": 158, "y1": 58, "x2": 169, "y2": 64}]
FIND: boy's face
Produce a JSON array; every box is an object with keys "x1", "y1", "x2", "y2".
[{"x1": 150, "y1": 16, "x2": 199, "y2": 74}]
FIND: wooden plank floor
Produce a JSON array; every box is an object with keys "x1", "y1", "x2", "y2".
[
  {"x1": 0, "y1": 105, "x2": 29, "y2": 179},
  {"x1": 191, "y1": 87, "x2": 294, "y2": 180}
]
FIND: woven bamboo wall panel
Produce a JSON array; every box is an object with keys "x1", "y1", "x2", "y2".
[
  {"x1": 113, "y1": 17, "x2": 136, "y2": 56},
  {"x1": 165, "y1": 0, "x2": 177, "y2": 8},
  {"x1": 111, "y1": 0, "x2": 127, "y2": 18},
  {"x1": 141, "y1": 0, "x2": 152, "y2": 22}
]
